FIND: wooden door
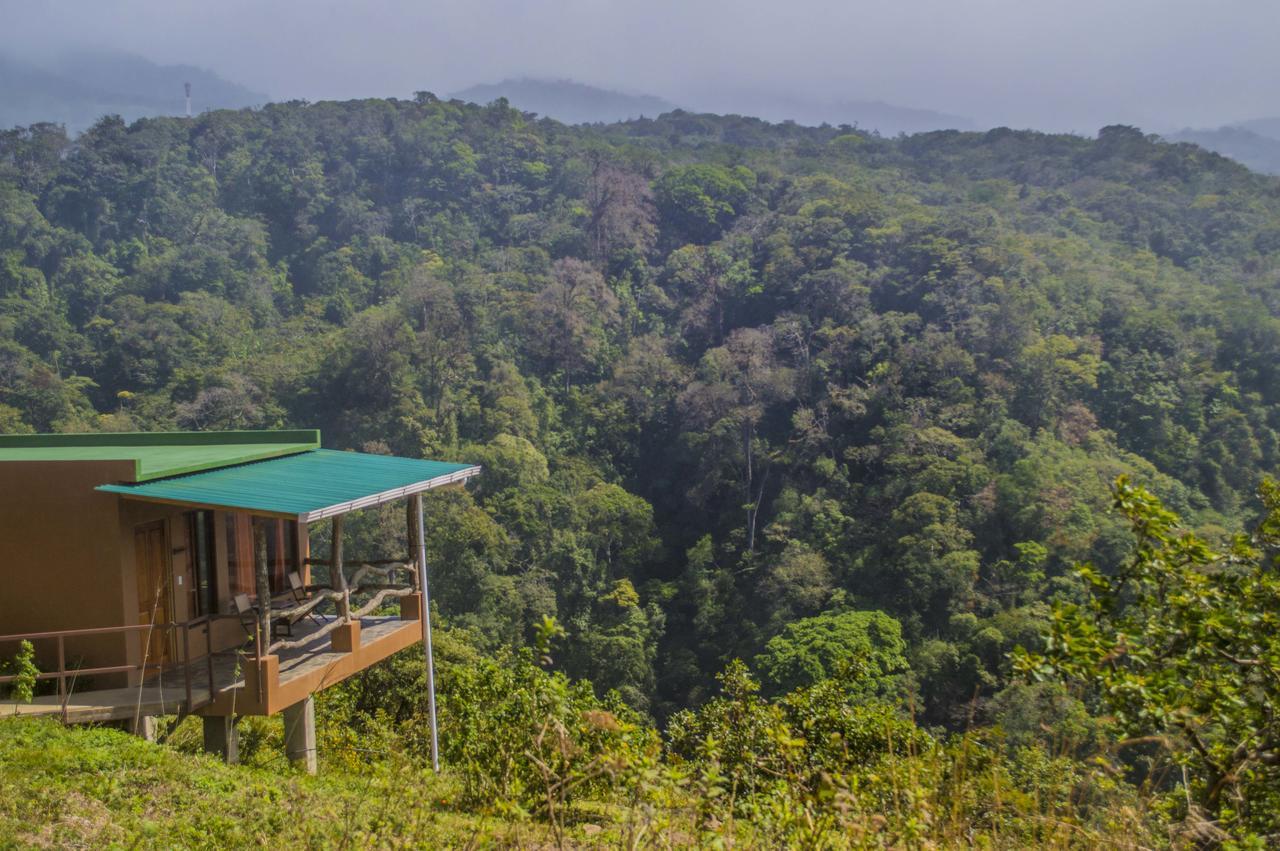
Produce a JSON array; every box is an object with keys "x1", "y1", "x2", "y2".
[{"x1": 134, "y1": 520, "x2": 173, "y2": 667}]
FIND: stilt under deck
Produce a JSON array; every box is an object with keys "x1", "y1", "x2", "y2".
[{"x1": 0, "y1": 615, "x2": 418, "y2": 724}]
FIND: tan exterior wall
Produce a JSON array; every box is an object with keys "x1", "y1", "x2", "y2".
[{"x1": 0, "y1": 461, "x2": 135, "y2": 676}]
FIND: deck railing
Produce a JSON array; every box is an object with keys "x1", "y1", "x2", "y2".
[
  {"x1": 269, "y1": 557, "x2": 416, "y2": 653},
  {"x1": 0, "y1": 617, "x2": 222, "y2": 722},
  {"x1": 0, "y1": 558, "x2": 421, "y2": 721}
]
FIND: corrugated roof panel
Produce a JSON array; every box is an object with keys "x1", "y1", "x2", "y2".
[{"x1": 96, "y1": 449, "x2": 480, "y2": 521}]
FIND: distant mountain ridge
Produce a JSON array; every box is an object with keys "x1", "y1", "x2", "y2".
[
  {"x1": 453, "y1": 78, "x2": 677, "y2": 124},
  {"x1": 0, "y1": 49, "x2": 266, "y2": 134},
  {"x1": 689, "y1": 92, "x2": 976, "y2": 135},
  {"x1": 452, "y1": 77, "x2": 973, "y2": 135},
  {"x1": 1236, "y1": 117, "x2": 1280, "y2": 141},
  {"x1": 1166, "y1": 120, "x2": 1280, "y2": 175}
]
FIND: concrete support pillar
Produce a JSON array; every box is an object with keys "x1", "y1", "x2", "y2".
[
  {"x1": 283, "y1": 696, "x2": 317, "y2": 774},
  {"x1": 202, "y1": 715, "x2": 240, "y2": 765},
  {"x1": 128, "y1": 714, "x2": 157, "y2": 742}
]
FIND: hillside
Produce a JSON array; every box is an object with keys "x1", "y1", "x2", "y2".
[
  {"x1": 453, "y1": 78, "x2": 677, "y2": 124},
  {"x1": 3, "y1": 99, "x2": 1280, "y2": 839},
  {"x1": 1166, "y1": 124, "x2": 1280, "y2": 174},
  {"x1": 687, "y1": 91, "x2": 975, "y2": 134},
  {"x1": 0, "y1": 50, "x2": 266, "y2": 134},
  {"x1": 0, "y1": 717, "x2": 524, "y2": 847},
  {"x1": 449, "y1": 78, "x2": 973, "y2": 134}
]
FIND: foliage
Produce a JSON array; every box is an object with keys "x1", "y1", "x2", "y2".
[
  {"x1": 0, "y1": 640, "x2": 38, "y2": 702},
  {"x1": 753, "y1": 608, "x2": 908, "y2": 695},
  {"x1": 4, "y1": 105, "x2": 1279, "y2": 725},
  {"x1": 0, "y1": 717, "x2": 566, "y2": 848},
  {"x1": 1019, "y1": 476, "x2": 1280, "y2": 839}
]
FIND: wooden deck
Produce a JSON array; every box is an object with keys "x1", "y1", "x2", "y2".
[{"x1": 0, "y1": 615, "x2": 419, "y2": 724}]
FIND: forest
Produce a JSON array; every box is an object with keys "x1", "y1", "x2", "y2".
[{"x1": 3, "y1": 97, "x2": 1280, "y2": 845}]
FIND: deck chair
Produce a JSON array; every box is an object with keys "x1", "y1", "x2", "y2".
[
  {"x1": 266, "y1": 572, "x2": 324, "y2": 639},
  {"x1": 231, "y1": 593, "x2": 258, "y2": 643}
]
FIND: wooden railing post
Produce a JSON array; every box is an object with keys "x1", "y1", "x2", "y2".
[
  {"x1": 57, "y1": 635, "x2": 66, "y2": 724},
  {"x1": 183, "y1": 623, "x2": 193, "y2": 712},
  {"x1": 332, "y1": 515, "x2": 350, "y2": 622},
  {"x1": 205, "y1": 622, "x2": 216, "y2": 705}
]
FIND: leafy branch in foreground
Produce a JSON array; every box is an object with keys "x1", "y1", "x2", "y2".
[{"x1": 1017, "y1": 475, "x2": 1280, "y2": 837}]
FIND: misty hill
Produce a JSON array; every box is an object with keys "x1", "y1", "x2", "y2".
[
  {"x1": 0, "y1": 49, "x2": 265, "y2": 134},
  {"x1": 689, "y1": 92, "x2": 976, "y2": 135},
  {"x1": 452, "y1": 77, "x2": 973, "y2": 135},
  {"x1": 452, "y1": 78, "x2": 677, "y2": 124},
  {"x1": 1167, "y1": 124, "x2": 1280, "y2": 175},
  {"x1": 1236, "y1": 116, "x2": 1280, "y2": 141}
]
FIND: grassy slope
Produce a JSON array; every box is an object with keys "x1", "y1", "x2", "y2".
[
  {"x1": 0, "y1": 715, "x2": 1163, "y2": 849},
  {"x1": 0, "y1": 718, "x2": 579, "y2": 849}
]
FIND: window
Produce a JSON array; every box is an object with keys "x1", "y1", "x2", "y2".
[
  {"x1": 226, "y1": 513, "x2": 299, "y2": 601},
  {"x1": 184, "y1": 510, "x2": 215, "y2": 616}
]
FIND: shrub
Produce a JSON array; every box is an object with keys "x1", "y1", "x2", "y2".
[
  {"x1": 439, "y1": 647, "x2": 654, "y2": 813},
  {"x1": 1, "y1": 641, "x2": 38, "y2": 703}
]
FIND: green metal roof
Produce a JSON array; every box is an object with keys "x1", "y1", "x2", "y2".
[
  {"x1": 96, "y1": 448, "x2": 480, "y2": 521},
  {"x1": 0, "y1": 430, "x2": 320, "y2": 482}
]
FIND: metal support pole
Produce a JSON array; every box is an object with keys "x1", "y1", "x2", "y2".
[{"x1": 413, "y1": 493, "x2": 439, "y2": 773}]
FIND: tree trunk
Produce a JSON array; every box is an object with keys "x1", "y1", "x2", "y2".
[
  {"x1": 744, "y1": 420, "x2": 755, "y2": 552},
  {"x1": 253, "y1": 521, "x2": 270, "y2": 652},
  {"x1": 331, "y1": 515, "x2": 350, "y2": 621}
]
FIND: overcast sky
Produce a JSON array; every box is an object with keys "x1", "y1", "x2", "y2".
[{"x1": 1, "y1": 0, "x2": 1276, "y2": 132}]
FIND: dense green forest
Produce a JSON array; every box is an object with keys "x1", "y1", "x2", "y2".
[{"x1": 4, "y1": 98, "x2": 1280, "y2": 844}]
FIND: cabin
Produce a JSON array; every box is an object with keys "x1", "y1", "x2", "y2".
[{"x1": 0, "y1": 430, "x2": 479, "y2": 772}]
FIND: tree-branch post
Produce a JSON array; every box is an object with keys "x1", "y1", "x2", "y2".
[
  {"x1": 253, "y1": 521, "x2": 270, "y2": 655},
  {"x1": 331, "y1": 514, "x2": 350, "y2": 622},
  {"x1": 406, "y1": 499, "x2": 420, "y2": 591}
]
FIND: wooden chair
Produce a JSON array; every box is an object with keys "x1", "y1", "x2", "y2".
[
  {"x1": 231, "y1": 593, "x2": 258, "y2": 643},
  {"x1": 267, "y1": 572, "x2": 322, "y2": 638}
]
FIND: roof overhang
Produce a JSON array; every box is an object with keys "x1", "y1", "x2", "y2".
[
  {"x1": 296, "y1": 465, "x2": 480, "y2": 522},
  {"x1": 96, "y1": 449, "x2": 481, "y2": 522}
]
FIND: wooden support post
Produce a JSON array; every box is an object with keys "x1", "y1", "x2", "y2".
[
  {"x1": 202, "y1": 716, "x2": 239, "y2": 764},
  {"x1": 254, "y1": 521, "x2": 271, "y2": 654},
  {"x1": 331, "y1": 515, "x2": 350, "y2": 622},
  {"x1": 283, "y1": 696, "x2": 317, "y2": 774}
]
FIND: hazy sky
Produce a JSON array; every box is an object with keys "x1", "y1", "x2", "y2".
[{"x1": 2, "y1": 0, "x2": 1276, "y2": 132}]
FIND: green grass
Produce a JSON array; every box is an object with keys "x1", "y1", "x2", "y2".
[
  {"x1": 0, "y1": 718, "x2": 574, "y2": 849},
  {"x1": 0, "y1": 717, "x2": 1163, "y2": 849}
]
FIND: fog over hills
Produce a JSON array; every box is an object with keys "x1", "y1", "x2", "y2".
[
  {"x1": 1167, "y1": 119, "x2": 1280, "y2": 175},
  {"x1": 687, "y1": 91, "x2": 975, "y2": 135},
  {"x1": 452, "y1": 77, "x2": 973, "y2": 135},
  {"x1": 4, "y1": 1, "x2": 1280, "y2": 132},
  {"x1": 0, "y1": 49, "x2": 265, "y2": 133},
  {"x1": 453, "y1": 78, "x2": 677, "y2": 124}
]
